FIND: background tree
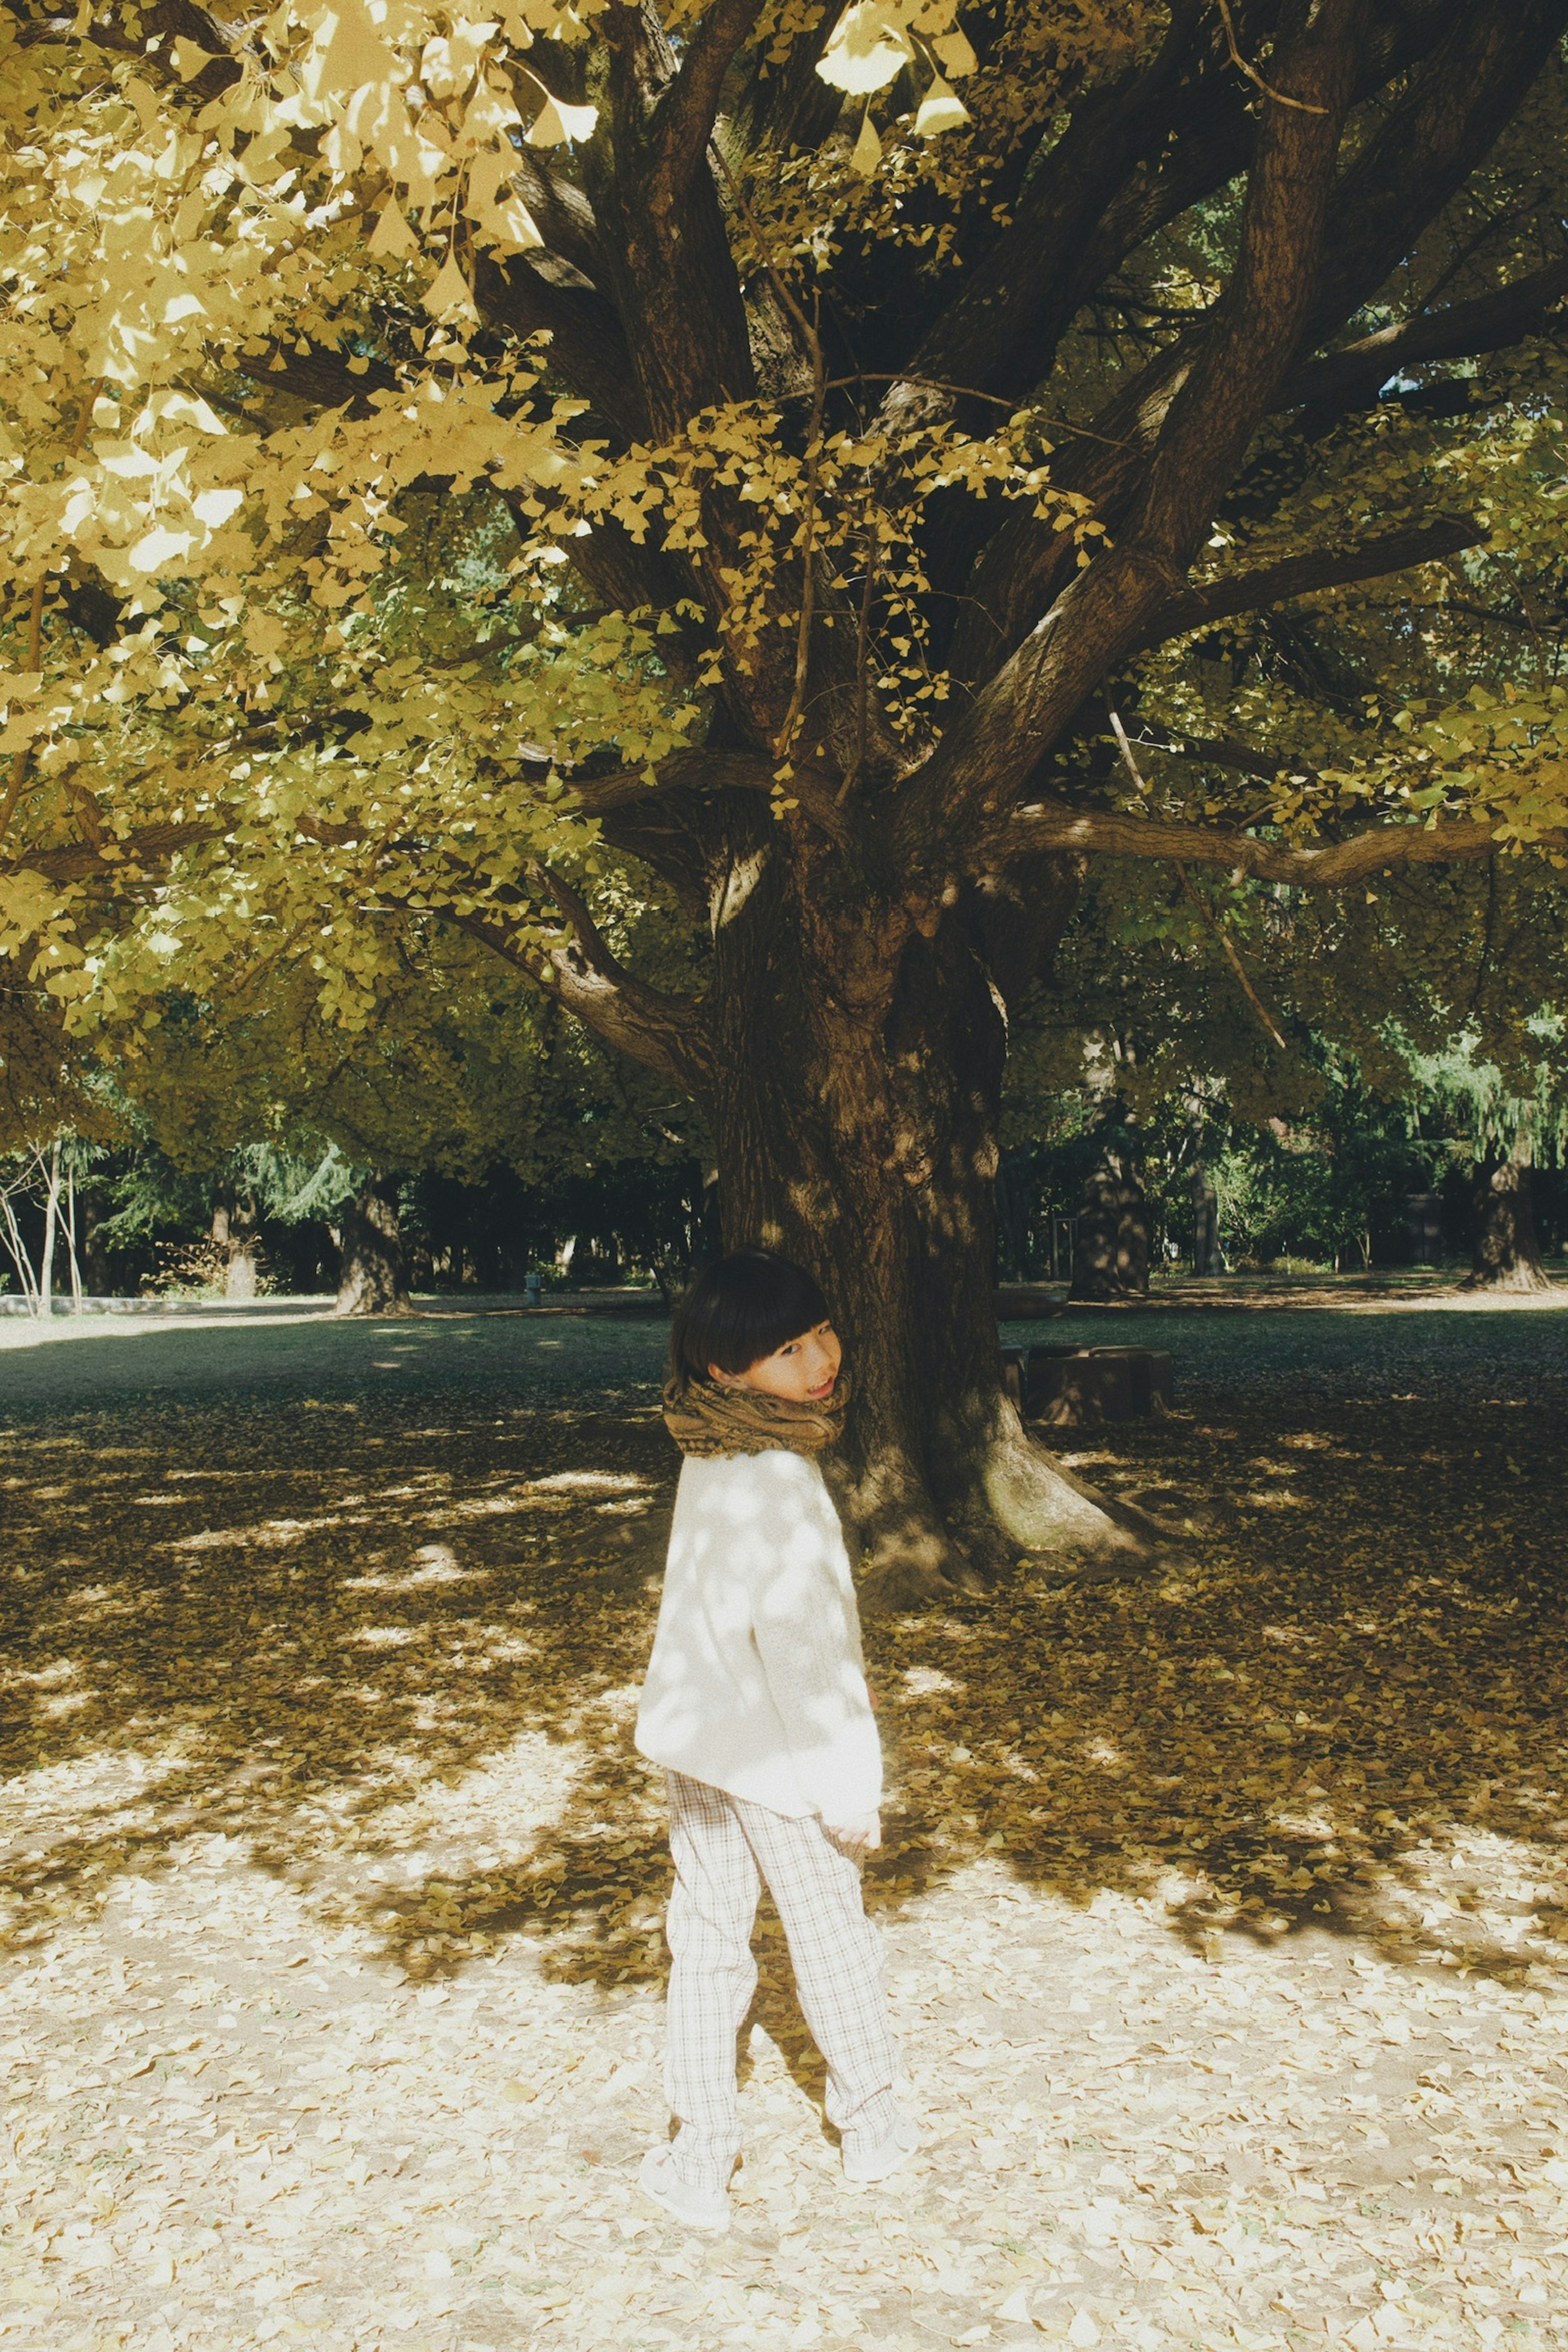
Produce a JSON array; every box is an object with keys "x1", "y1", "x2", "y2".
[
  {"x1": 94, "y1": 895, "x2": 708, "y2": 1303},
  {"x1": 1414, "y1": 1039, "x2": 1568, "y2": 1292},
  {"x1": 4, "y1": 0, "x2": 1568, "y2": 1595}
]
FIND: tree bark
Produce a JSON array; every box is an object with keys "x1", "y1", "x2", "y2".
[
  {"x1": 334, "y1": 1177, "x2": 412, "y2": 1317},
  {"x1": 696, "y1": 824, "x2": 1167, "y2": 1608},
  {"x1": 1069, "y1": 1112, "x2": 1150, "y2": 1302},
  {"x1": 1192, "y1": 1164, "x2": 1223, "y2": 1276},
  {"x1": 1464, "y1": 1134, "x2": 1550, "y2": 1295},
  {"x1": 211, "y1": 1190, "x2": 261, "y2": 1301}
]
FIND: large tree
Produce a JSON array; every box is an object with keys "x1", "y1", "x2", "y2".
[{"x1": 4, "y1": 0, "x2": 1568, "y2": 1597}]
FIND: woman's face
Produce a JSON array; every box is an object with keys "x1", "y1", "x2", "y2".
[{"x1": 711, "y1": 1319, "x2": 843, "y2": 1404}]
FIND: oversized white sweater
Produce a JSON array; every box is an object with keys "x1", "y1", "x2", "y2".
[{"x1": 634, "y1": 1448, "x2": 883, "y2": 1821}]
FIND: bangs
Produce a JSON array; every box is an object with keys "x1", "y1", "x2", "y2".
[{"x1": 668, "y1": 1250, "x2": 830, "y2": 1388}]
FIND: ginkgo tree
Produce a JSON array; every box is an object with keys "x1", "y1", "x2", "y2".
[{"x1": 4, "y1": 0, "x2": 1568, "y2": 1599}]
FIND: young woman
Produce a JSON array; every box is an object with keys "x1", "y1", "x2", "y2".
[{"x1": 634, "y1": 1249, "x2": 918, "y2": 2232}]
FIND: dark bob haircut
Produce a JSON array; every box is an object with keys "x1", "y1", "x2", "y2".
[{"x1": 668, "y1": 1249, "x2": 831, "y2": 1390}]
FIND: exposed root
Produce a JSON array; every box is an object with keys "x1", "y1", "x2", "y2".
[
  {"x1": 826, "y1": 1458, "x2": 978, "y2": 1614},
  {"x1": 835, "y1": 1404, "x2": 1187, "y2": 1613},
  {"x1": 1461, "y1": 1260, "x2": 1552, "y2": 1296},
  {"x1": 978, "y1": 1414, "x2": 1186, "y2": 1579}
]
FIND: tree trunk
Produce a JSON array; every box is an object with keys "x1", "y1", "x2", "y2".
[
  {"x1": 1069, "y1": 1114, "x2": 1149, "y2": 1301},
  {"x1": 38, "y1": 1138, "x2": 62, "y2": 1315},
  {"x1": 82, "y1": 1191, "x2": 112, "y2": 1295},
  {"x1": 700, "y1": 826, "x2": 1169, "y2": 1609},
  {"x1": 1191, "y1": 1163, "x2": 1223, "y2": 1274},
  {"x1": 334, "y1": 1177, "x2": 411, "y2": 1316},
  {"x1": 1465, "y1": 1134, "x2": 1550, "y2": 1294},
  {"x1": 221, "y1": 1195, "x2": 261, "y2": 1307}
]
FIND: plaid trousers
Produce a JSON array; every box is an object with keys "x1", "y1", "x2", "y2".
[{"x1": 662, "y1": 1768, "x2": 906, "y2": 2193}]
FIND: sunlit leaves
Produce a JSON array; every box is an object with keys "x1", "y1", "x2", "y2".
[
  {"x1": 817, "y1": 0, "x2": 918, "y2": 94},
  {"x1": 523, "y1": 96, "x2": 600, "y2": 147}
]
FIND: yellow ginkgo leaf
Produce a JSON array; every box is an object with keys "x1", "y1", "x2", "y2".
[
  {"x1": 301, "y1": 0, "x2": 404, "y2": 102},
  {"x1": 423, "y1": 253, "x2": 480, "y2": 325},
  {"x1": 368, "y1": 198, "x2": 418, "y2": 257},
  {"x1": 465, "y1": 151, "x2": 544, "y2": 252},
  {"x1": 170, "y1": 35, "x2": 217, "y2": 78},
  {"x1": 127, "y1": 525, "x2": 196, "y2": 575},
  {"x1": 460, "y1": 76, "x2": 523, "y2": 148},
  {"x1": 817, "y1": 1, "x2": 915, "y2": 96},
  {"x1": 421, "y1": 21, "x2": 499, "y2": 99},
  {"x1": 930, "y1": 26, "x2": 977, "y2": 75},
  {"x1": 525, "y1": 96, "x2": 599, "y2": 147},
  {"x1": 190, "y1": 486, "x2": 245, "y2": 528},
  {"x1": 850, "y1": 112, "x2": 882, "y2": 175},
  {"x1": 483, "y1": 191, "x2": 545, "y2": 252},
  {"x1": 913, "y1": 72, "x2": 969, "y2": 135},
  {"x1": 465, "y1": 146, "x2": 509, "y2": 212}
]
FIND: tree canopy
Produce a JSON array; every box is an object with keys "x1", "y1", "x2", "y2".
[{"x1": 3, "y1": 0, "x2": 1566, "y2": 1012}]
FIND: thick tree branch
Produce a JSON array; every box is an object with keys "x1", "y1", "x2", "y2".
[
  {"x1": 451, "y1": 871, "x2": 713, "y2": 1097},
  {"x1": 502, "y1": 150, "x2": 605, "y2": 291},
  {"x1": 567, "y1": 748, "x2": 850, "y2": 847},
  {"x1": 473, "y1": 252, "x2": 647, "y2": 444},
  {"x1": 947, "y1": 0, "x2": 1565, "y2": 689},
  {"x1": 24, "y1": 0, "x2": 242, "y2": 99},
  {"x1": 980, "y1": 803, "x2": 1565, "y2": 887},
  {"x1": 1296, "y1": 0, "x2": 1568, "y2": 367},
  {"x1": 289, "y1": 807, "x2": 714, "y2": 1091},
  {"x1": 239, "y1": 343, "x2": 399, "y2": 417},
  {"x1": 1135, "y1": 514, "x2": 1481, "y2": 649},
  {"x1": 9, "y1": 822, "x2": 216, "y2": 886},
  {"x1": 645, "y1": 0, "x2": 764, "y2": 212},
  {"x1": 889, "y1": 0, "x2": 1459, "y2": 453},
  {"x1": 880, "y1": 0, "x2": 1215, "y2": 436},
  {"x1": 1279, "y1": 255, "x2": 1568, "y2": 419},
  {"x1": 895, "y1": 0, "x2": 1369, "y2": 868}
]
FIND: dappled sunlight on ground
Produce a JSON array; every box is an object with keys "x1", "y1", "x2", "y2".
[{"x1": 1, "y1": 1312, "x2": 1566, "y2": 2349}]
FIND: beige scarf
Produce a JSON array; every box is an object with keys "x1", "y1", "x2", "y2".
[{"x1": 662, "y1": 1367, "x2": 850, "y2": 1459}]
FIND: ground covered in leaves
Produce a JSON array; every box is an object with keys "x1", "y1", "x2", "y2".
[{"x1": 2, "y1": 1290, "x2": 1566, "y2": 2352}]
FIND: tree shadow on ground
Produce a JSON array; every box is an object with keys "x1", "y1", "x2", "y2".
[{"x1": 2, "y1": 1376, "x2": 1565, "y2": 2047}]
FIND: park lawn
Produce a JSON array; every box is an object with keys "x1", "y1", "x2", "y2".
[{"x1": 0, "y1": 1296, "x2": 1566, "y2": 2352}]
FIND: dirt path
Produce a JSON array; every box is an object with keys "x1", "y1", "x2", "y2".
[{"x1": 2, "y1": 1314, "x2": 1566, "y2": 2350}]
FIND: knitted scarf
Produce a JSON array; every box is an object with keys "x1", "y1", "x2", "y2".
[{"x1": 662, "y1": 1366, "x2": 850, "y2": 1459}]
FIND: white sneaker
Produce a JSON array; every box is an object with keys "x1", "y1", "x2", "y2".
[
  {"x1": 637, "y1": 2146, "x2": 731, "y2": 2233},
  {"x1": 842, "y1": 2116, "x2": 920, "y2": 2187}
]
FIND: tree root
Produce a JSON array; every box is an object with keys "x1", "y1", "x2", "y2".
[
  {"x1": 839, "y1": 1411, "x2": 1187, "y2": 1615},
  {"x1": 978, "y1": 1419, "x2": 1185, "y2": 1578},
  {"x1": 1461, "y1": 1261, "x2": 1552, "y2": 1296}
]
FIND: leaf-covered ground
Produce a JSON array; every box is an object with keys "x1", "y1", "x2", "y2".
[{"x1": 2, "y1": 1293, "x2": 1566, "y2": 2352}]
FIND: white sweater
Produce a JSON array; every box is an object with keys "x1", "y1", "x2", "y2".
[{"x1": 635, "y1": 1448, "x2": 882, "y2": 1821}]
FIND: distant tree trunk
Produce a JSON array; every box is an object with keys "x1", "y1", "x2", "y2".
[
  {"x1": 225, "y1": 1193, "x2": 261, "y2": 1300},
  {"x1": 212, "y1": 1192, "x2": 261, "y2": 1298},
  {"x1": 1465, "y1": 1133, "x2": 1550, "y2": 1294},
  {"x1": 82, "y1": 1190, "x2": 112, "y2": 1295},
  {"x1": 1192, "y1": 1164, "x2": 1223, "y2": 1275},
  {"x1": 995, "y1": 1150, "x2": 1034, "y2": 1283},
  {"x1": 1069, "y1": 1114, "x2": 1149, "y2": 1302},
  {"x1": 334, "y1": 1176, "x2": 411, "y2": 1316},
  {"x1": 38, "y1": 1138, "x2": 63, "y2": 1315}
]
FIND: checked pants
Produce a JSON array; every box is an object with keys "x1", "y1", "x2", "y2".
[{"x1": 662, "y1": 1768, "x2": 907, "y2": 2193}]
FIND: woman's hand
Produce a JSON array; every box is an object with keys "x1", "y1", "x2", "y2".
[{"x1": 824, "y1": 1810, "x2": 881, "y2": 1859}]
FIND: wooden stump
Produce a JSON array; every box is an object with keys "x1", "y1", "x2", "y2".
[{"x1": 1027, "y1": 1343, "x2": 1173, "y2": 1426}]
